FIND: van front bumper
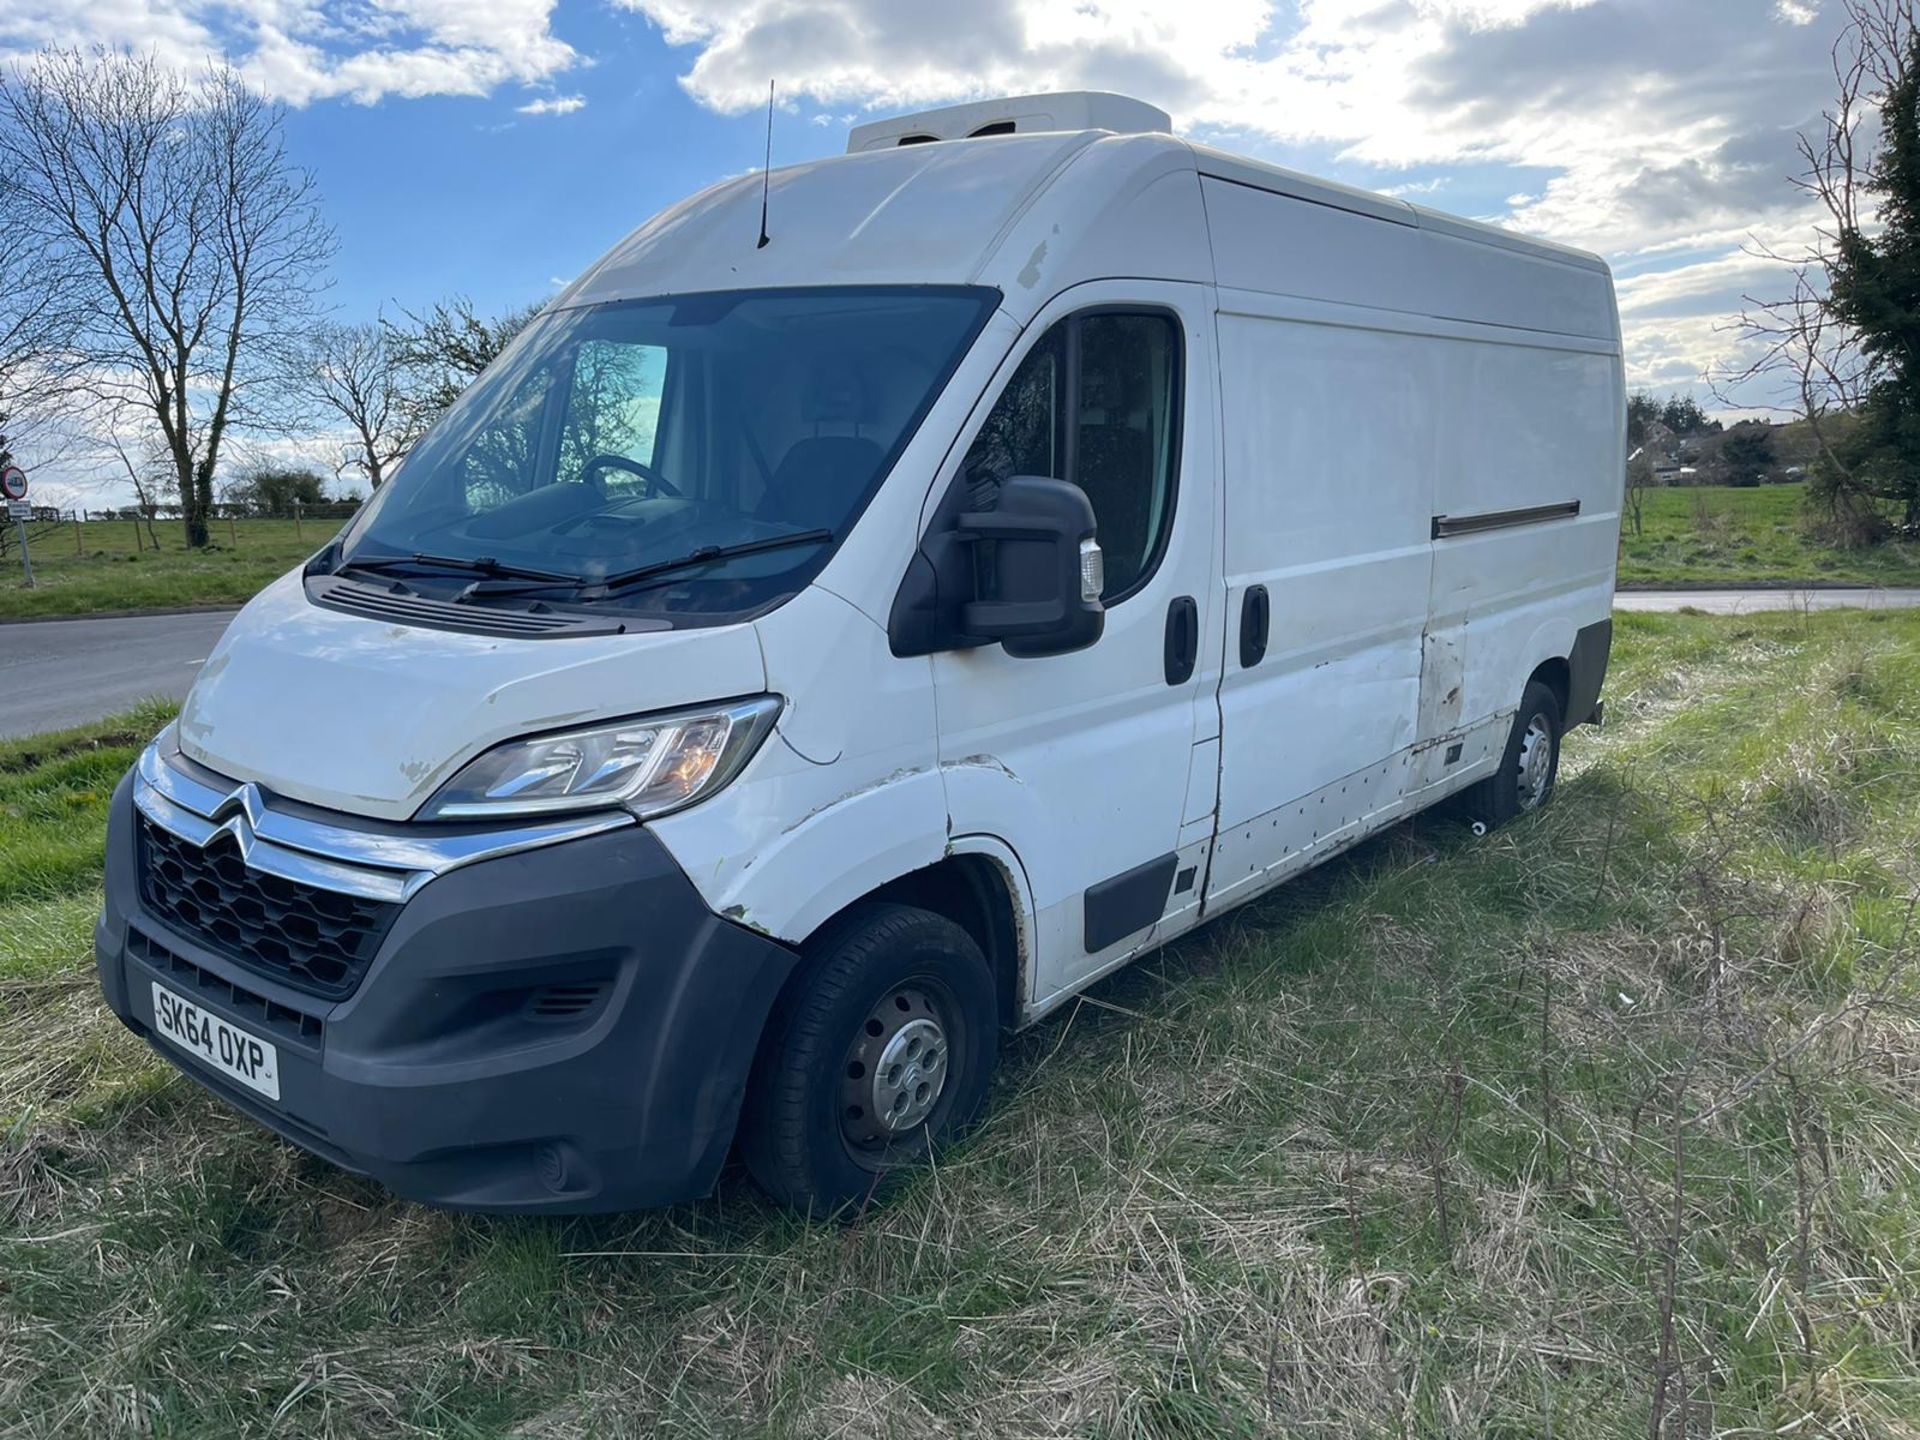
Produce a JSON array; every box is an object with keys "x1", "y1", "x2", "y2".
[{"x1": 94, "y1": 770, "x2": 796, "y2": 1214}]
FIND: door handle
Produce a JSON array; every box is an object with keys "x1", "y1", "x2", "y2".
[
  {"x1": 1164, "y1": 595, "x2": 1198, "y2": 686},
  {"x1": 1240, "y1": 584, "x2": 1270, "y2": 669}
]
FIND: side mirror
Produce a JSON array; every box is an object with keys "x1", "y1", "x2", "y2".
[
  {"x1": 957, "y1": 476, "x2": 1105, "y2": 657},
  {"x1": 888, "y1": 475, "x2": 1106, "y2": 658}
]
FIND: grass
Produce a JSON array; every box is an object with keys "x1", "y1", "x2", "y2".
[
  {"x1": 1620, "y1": 484, "x2": 1920, "y2": 587},
  {"x1": 0, "y1": 519, "x2": 331, "y2": 620},
  {"x1": 3, "y1": 612, "x2": 1920, "y2": 1436}
]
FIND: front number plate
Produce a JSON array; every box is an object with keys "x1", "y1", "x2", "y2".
[{"x1": 150, "y1": 982, "x2": 281, "y2": 1101}]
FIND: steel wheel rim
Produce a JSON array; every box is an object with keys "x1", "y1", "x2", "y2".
[
  {"x1": 840, "y1": 984, "x2": 953, "y2": 1149},
  {"x1": 1517, "y1": 711, "x2": 1554, "y2": 812}
]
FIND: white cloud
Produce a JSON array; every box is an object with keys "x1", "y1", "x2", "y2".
[
  {"x1": 517, "y1": 93, "x2": 586, "y2": 115},
  {"x1": 1380, "y1": 177, "x2": 1450, "y2": 197},
  {"x1": 614, "y1": 0, "x2": 1850, "y2": 406},
  {"x1": 0, "y1": 0, "x2": 578, "y2": 107},
  {"x1": 0, "y1": 0, "x2": 1861, "y2": 421}
]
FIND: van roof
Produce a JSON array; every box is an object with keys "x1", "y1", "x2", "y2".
[
  {"x1": 557, "y1": 108, "x2": 1612, "y2": 337},
  {"x1": 558, "y1": 130, "x2": 1118, "y2": 316}
]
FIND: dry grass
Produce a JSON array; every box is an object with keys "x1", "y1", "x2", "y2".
[{"x1": 1, "y1": 612, "x2": 1919, "y2": 1437}]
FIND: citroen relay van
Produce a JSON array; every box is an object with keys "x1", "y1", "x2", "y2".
[{"x1": 96, "y1": 92, "x2": 1623, "y2": 1215}]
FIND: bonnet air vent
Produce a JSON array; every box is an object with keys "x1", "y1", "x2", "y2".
[
  {"x1": 304, "y1": 573, "x2": 653, "y2": 639},
  {"x1": 847, "y1": 92, "x2": 1172, "y2": 154}
]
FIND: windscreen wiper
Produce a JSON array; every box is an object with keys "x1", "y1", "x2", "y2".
[
  {"x1": 593, "y1": 529, "x2": 835, "y2": 593},
  {"x1": 453, "y1": 529, "x2": 835, "y2": 603},
  {"x1": 338, "y1": 551, "x2": 576, "y2": 584}
]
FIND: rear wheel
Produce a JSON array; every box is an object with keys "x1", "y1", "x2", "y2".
[
  {"x1": 740, "y1": 903, "x2": 997, "y2": 1216},
  {"x1": 1464, "y1": 679, "x2": 1563, "y2": 828}
]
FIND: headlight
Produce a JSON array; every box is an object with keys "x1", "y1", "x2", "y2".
[{"x1": 419, "y1": 695, "x2": 782, "y2": 821}]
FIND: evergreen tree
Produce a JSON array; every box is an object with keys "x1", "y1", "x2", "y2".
[
  {"x1": 1826, "y1": 23, "x2": 1920, "y2": 532},
  {"x1": 1626, "y1": 391, "x2": 1661, "y2": 447},
  {"x1": 1720, "y1": 425, "x2": 1775, "y2": 487}
]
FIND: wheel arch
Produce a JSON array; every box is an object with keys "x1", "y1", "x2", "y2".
[
  {"x1": 795, "y1": 838, "x2": 1034, "y2": 1032},
  {"x1": 1527, "y1": 654, "x2": 1571, "y2": 720}
]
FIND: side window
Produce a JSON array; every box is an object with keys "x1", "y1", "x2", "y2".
[
  {"x1": 557, "y1": 340, "x2": 669, "y2": 495},
  {"x1": 959, "y1": 310, "x2": 1180, "y2": 600},
  {"x1": 458, "y1": 364, "x2": 554, "y2": 510},
  {"x1": 962, "y1": 326, "x2": 1064, "y2": 499}
]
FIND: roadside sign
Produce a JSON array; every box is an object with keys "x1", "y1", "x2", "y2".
[{"x1": 4, "y1": 468, "x2": 33, "y2": 587}]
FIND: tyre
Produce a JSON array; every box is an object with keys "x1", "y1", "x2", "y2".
[
  {"x1": 1464, "y1": 679, "x2": 1563, "y2": 828},
  {"x1": 739, "y1": 902, "x2": 998, "y2": 1216}
]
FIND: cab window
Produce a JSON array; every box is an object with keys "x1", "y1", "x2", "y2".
[{"x1": 960, "y1": 310, "x2": 1181, "y2": 600}]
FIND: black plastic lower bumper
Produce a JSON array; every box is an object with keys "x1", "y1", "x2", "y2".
[{"x1": 95, "y1": 774, "x2": 796, "y2": 1213}]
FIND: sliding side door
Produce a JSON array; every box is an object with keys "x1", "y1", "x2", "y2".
[{"x1": 1206, "y1": 297, "x2": 1433, "y2": 909}]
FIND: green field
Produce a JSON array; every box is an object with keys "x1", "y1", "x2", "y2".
[
  {"x1": 3, "y1": 611, "x2": 1918, "y2": 1436},
  {"x1": 0, "y1": 518, "x2": 332, "y2": 620},
  {"x1": 1620, "y1": 484, "x2": 1920, "y2": 587}
]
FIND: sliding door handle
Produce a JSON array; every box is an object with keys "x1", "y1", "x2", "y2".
[{"x1": 1240, "y1": 584, "x2": 1270, "y2": 669}]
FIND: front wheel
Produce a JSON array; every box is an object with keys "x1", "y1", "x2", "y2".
[
  {"x1": 1464, "y1": 679, "x2": 1563, "y2": 828},
  {"x1": 739, "y1": 903, "x2": 998, "y2": 1216}
]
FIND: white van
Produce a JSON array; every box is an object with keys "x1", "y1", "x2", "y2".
[{"x1": 97, "y1": 93, "x2": 1622, "y2": 1215}]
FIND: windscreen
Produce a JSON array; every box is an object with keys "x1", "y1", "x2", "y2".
[{"x1": 331, "y1": 287, "x2": 994, "y2": 620}]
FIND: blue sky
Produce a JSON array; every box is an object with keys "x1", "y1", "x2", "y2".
[
  {"x1": 282, "y1": 6, "x2": 771, "y2": 325},
  {"x1": 290, "y1": 5, "x2": 1563, "y2": 329},
  {"x1": 0, "y1": 0, "x2": 1850, "y2": 501}
]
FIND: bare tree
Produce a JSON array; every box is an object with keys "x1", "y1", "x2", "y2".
[
  {"x1": 104, "y1": 422, "x2": 173, "y2": 552},
  {"x1": 385, "y1": 294, "x2": 543, "y2": 433},
  {"x1": 0, "y1": 49, "x2": 334, "y2": 548},
  {"x1": 306, "y1": 321, "x2": 415, "y2": 490},
  {"x1": 0, "y1": 128, "x2": 80, "y2": 464},
  {"x1": 1721, "y1": 0, "x2": 1918, "y2": 537},
  {"x1": 1625, "y1": 449, "x2": 1655, "y2": 539}
]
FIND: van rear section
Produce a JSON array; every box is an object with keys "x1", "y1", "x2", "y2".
[{"x1": 96, "y1": 93, "x2": 1623, "y2": 1215}]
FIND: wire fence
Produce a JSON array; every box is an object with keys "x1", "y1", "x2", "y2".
[{"x1": 1, "y1": 501, "x2": 364, "y2": 563}]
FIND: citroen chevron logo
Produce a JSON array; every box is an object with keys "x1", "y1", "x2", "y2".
[
  {"x1": 200, "y1": 795, "x2": 267, "y2": 862},
  {"x1": 207, "y1": 781, "x2": 269, "y2": 833}
]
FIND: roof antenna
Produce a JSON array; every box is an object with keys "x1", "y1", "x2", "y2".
[{"x1": 756, "y1": 80, "x2": 774, "y2": 249}]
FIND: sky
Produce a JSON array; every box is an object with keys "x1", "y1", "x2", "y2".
[{"x1": 0, "y1": 0, "x2": 1857, "y2": 504}]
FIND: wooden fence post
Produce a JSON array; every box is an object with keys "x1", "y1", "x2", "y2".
[
  {"x1": 75, "y1": 515, "x2": 83, "y2": 555},
  {"x1": 293, "y1": 502, "x2": 303, "y2": 542}
]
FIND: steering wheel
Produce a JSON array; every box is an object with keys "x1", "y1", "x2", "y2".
[{"x1": 579, "y1": 452, "x2": 681, "y2": 499}]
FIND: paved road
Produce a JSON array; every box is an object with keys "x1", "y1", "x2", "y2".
[
  {"x1": 0, "y1": 610, "x2": 237, "y2": 738},
  {"x1": 2, "y1": 588, "x2": 1918, "y2": 738},
  {"x1": 1613, "y1": 587, "x2": 1920, "y2": 614}
]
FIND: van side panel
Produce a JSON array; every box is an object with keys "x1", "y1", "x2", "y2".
[
  {"x1": 1423, "y1": 331, "x2": 1622, "y2": 743},
  {"x1": 1201, "y1": 177, "x2": 1426, "y2": 315},
  {"x1": 1196, "y1": 174, "x2": 1621, "y2": 919},
  {"x1": 1206, "y1": 297, "x2": 1433, "y2": 908},
  {"x1": 1417, "y1": 226, "x2": 1618, "y2": 341}
]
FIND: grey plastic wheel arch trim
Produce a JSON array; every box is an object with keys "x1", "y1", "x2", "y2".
[{"x1": 134, "y1": 729, "x2": 633, "y2": 905}]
